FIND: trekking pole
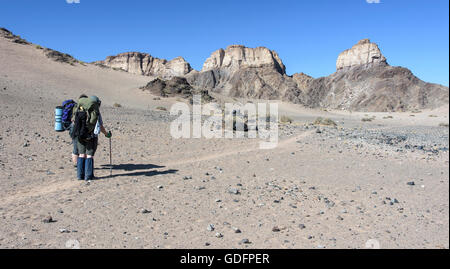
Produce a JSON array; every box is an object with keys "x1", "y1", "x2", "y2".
[{"x1": 109, "y1": 137, "x2": 112, "y2": 177}]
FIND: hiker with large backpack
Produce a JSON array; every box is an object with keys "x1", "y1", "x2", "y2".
[
  {"x1": 73, "y1": 95, "x2": 111, "y2": 182},
  {"x1": 63, "y1": 94, "x2": 88, "y2": 166}
]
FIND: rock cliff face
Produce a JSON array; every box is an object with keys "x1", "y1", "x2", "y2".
[
  {"x1": 93, "y1": 52, "x2": 192, "y2": 79},
  {"x1": 336, "y1": 39, "x2": 387, "y2": 70},
  {"x1": 201, "y1": 45, "x2": 285, "y2": 74},
  {"x1": 187, "y1": 45, "x2": 296, "y2": 100}
]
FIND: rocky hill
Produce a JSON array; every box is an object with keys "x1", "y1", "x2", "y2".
[
  {"x1": 0, "y1": 27, "x2": 81, "y2": 65},
  {"x1": 336, "y1": 38, "x2": 386, "y2": 70},
  {"x1": 289, "y1": 39, "x2": 449, "y2": 111},
  {"x1": 140, "y1": 76, "x2": 213, "y2": 103},
  {"x1": 186, "y1": 45, "x2": 298, "y2": 100}
]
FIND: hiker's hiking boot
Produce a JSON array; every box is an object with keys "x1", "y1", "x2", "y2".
[{"x1": 77, "y1": 157, "x2": 85, "y2": 180}]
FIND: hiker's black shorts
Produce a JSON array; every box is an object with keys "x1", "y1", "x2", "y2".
[{"x1": 77, "y1": 137, "x2": 98, "y2": 156}]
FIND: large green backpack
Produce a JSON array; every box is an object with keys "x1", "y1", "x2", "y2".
[{"x1": 73, "y1": 97, "x2": 99, "y2": 137}]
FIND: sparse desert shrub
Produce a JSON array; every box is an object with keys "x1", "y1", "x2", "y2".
[
  {"x1": 153, "y1": 97, "x2": 161, "y2": 100},
  {"x1": 156, "y1": 106, "x2": 167, "y2": 111},
  {"x1": 35, "y1": 45, "x2": 43, "y2": 50},
  {"x1": 429, "y1": 115, "x2": 438, "y2": 118},
  {"x1": 113, "y1": 103, "x2": 122, "y2": 108},
  {"x1": 313, "y1": 117, "x2": 337, "y2": 126},
  {"x1": 280, "y1": 115, "x2": 293, "y2": 124},
  {"x1": 361, "y1": 117, "x2": 375, "y2": 122},
  {"x1": 383, "y1": 116, "x2": 393, "y2": 119},
  {"x1": 411, "y1": 109, "x2": 422, "y2": 113},
  {"x1": 438, "y1": 123, "x2": 449, "y2": 127}
]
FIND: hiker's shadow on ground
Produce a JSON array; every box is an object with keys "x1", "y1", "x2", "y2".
[
  {"x1": 98, "y1": 163, "x2": 165, "y2": 171},
  {"x1": 95, "y1": 163, "x2": 177, "y2": 180}
]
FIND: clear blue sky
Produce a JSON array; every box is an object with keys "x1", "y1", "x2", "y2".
[{"x1": 1, "y1": 0, "x2": 449, "y2": 86}]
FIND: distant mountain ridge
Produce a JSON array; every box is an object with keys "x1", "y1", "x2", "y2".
[{"x1": 1, "y1": 27, "x2": 448, "y2": 111}]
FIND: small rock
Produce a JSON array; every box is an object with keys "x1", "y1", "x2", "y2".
[
  {"x1": 233, "y1": 227, "x2": 241, "y2": 233},
  {"x1": 141, "y1": 209, "x2": 151, "y2": 214},
  {"x1": 240, "y1": 239, "x2": 251, "y2": 244},
  {"x1": 407, "y1": 181, "x2": 415, "y2": 186},
  {"x1": 42, "y1": 216, "x2": 55, "y2": 223},
  {"x1": 272, "y1": 226, "x2": 281, "y2": 232},
  {"x1": 207, "y1": 224, "x2": 215, "y2": 231},
  {"x1": 299, "y1": 224, "x2": 306, "y2": 229},
  {"x1": 228, "y1": 188, "x2": 240, "y2": 195},
  {"x1": 215, "y1": 232, "x2": 223, "y2": 238}
]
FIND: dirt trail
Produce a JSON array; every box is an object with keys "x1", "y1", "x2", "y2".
[{"x1": 0, "y1": 131, "x2": 314, "y2": 206}]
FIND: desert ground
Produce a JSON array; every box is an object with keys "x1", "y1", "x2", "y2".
[{"x1": 0, "y1": 37, "x2": 449, "y2": 249}]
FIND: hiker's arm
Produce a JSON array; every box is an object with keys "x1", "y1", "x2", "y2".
[{"x1": 100, "y1": 125, "x2": 108, "y2": 136}]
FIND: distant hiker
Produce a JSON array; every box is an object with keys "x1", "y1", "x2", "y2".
[
  {"x1": 68, "y1": 94, "x2": 88, "y2": 166},
  {"x1": 73, "y1": 95, "x2": 111, "y2": 182}
]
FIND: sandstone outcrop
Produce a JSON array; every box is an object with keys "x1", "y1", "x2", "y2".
[
  {"x1": 336, "y1": 39, "x2": 387, "y2": 70},
  {"x1": 93, "y1": 52, "x2": 192, "y2": 78},
  {"x1": 201, "y1": 45, "x2": 285, "y2": 74},
  {"x1": 187, "y1": 45, "x2": 297, "y2": 100}
]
